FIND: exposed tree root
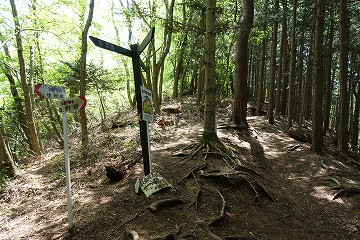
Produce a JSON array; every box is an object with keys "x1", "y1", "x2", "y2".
[
  {"x1": 332, "y1": 186, "x2": 360, "y2": 200},
  {"x1": 198, "y1": 172, "x2": 276, "y2": 202},
  {"x1": 153, "y1": 224, "x2": 182, "y2": 240},
  {"x1": 148, "y1": 198, "x2": 185, "y2": 213},
  {"x1": 195, "y1": 219, "x2": 222, "y2": 240},
  {"x1": 223, "y1": 234, "x2": 260, "y2": 240},
  {"x1": 208, "y1": 188, "x2": 226, "y2": 226},
  {"x1": 326, "y1": 178, "x2": 340, "y2": 186},
  {"x1": 218, "y1": 123, "x2": 249, "y2": 131},
  {"x1": 126, "y1": 230, "x2": 139, "y2": 240},
  {"x1": 187, "y1": 187, "x2": 201, "y2": 209},
  {"x1": 286, "y1": 144, "x2": 301, "y2": 152},
  {"x1": 177, "y1": 136, "x2": 234, "y2": 161},
  {"x1": 178, "y1": 160, "x2": 207, "y2": 184},
  {"x1": 120, "y1": 212, "x2": 141, "y2": 227}
]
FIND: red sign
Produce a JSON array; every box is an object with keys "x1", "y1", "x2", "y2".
[{"x1": 58, "y1": 96, "x2": 86, "y2": 113}]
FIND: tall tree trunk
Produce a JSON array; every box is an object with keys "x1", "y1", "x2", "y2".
[
  {"x1": 151, "y1": 0, "x2": 175, "y2": 113},
  {"x1": 233, "y1": 0, "x2": 254, "y2": 128},
  {"x1": 159, "y1": 62, "x2": 165, "y2": 104},
  {"x1": 312, "y1": 0, "x2": 325, "y2": 154},
  {"x1": 276, "y1": 0, "x2": 289, "y2": 115},
  {"x1": 1, "y1": 39, "x2": 30, "y2": 142},
  {"x1": 296, "y1": 30, "x2": 305, "y2": 124},
  {"x1": 174, "y1": 35, "x2": 188, "y2": 98},
  {"x1": 280, "y1": 30, "x2": 289, "y2": 116},
  {"x1": 275, "y1": 1, "x2": 285, "y2": 116},
  {"x1": 30, "y1": 0, "x2": 63, "y2": 145},
  {"x1": 197, "y1": 62, "x2": 205, "y2": 105},
  {"x1": 267, "y1": 0, "x2": 279, "y2": 124},
  {"x1": 287, "y1": 0, "x2": 297, "y2": 130},
  {"x1": 337, "y1": 0, "x2": 350, "y2": 152},
  {"x1": 351, "y1": 81, "x2": 360, "y2": 150},
  {"x1": 202, "y1": 0, "x2": 218, "y2": 141},
  {"x1": 9, "y1": 0, "x2": 42, "y2": 155},
  {"x1": 173, "y1": 2, "x2": 188, "y2": 98},
  {"x1": 303, "y1": 30, "x2": 315, "y2": 121},
  {"x1": 323, "y1": 7, "x2": 335, "y2": 134},
  {"x1": 255, "y1": 0, "x2": 268, "y2": 116},
  {"x1": 79, "y1": 0, "x2": 94, "y2": 150}
]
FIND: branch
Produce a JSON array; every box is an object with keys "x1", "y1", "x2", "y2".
[{"x1": 0, "y1": 28, "x2": 69, "y2": 49}]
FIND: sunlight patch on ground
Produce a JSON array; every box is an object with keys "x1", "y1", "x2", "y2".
[
  {"x1": 100, "y1": 196, "x2": 113, "y2": 204},
  {"x1": 239, "y1": 141, "x2": 251, "y2": 150},
  {"x1": 311, "y1": 186, "x2": 338, "y2": 202},
  {"x1": 74, "y1": 190, "x2": 95, "y2": 206},
  {"x1": 286, "y1": 174, "x2": 311, "y2": 186},
  {"x1": 310, "y1": 186, "x2": 355, "y2": 209},
  {"x1": 152, "y1": 138, "x2": 192, "y2": 151}
]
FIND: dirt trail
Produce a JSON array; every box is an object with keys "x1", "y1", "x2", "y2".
[{"x1": 1, "y1": 100, "x2": 360, "y2": 240}]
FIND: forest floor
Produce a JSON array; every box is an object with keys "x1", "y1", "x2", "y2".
[{"x1": 1, "y1": 96, "x2": 360, "y2": 240}]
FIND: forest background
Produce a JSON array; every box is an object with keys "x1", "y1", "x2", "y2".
[{"x1": 0, "y1": 0, "x2": 359, "y2": 187}]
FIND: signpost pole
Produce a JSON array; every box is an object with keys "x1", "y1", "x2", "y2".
[
  {"x1": 90, "y1": 28, "x2": 173, "y2": 197},
  {"x1": 131, "y1": 44, "x2": 152, "y2": 176},
  {"x1": 63, "y1": 112, "x2": 73, "y2": 228},
  {"x1": 89, "y1": 28, "x2": 155, "y2": 176},
  {"x1": 35, "y1": 84, "x2": 85, "y2": 227}
]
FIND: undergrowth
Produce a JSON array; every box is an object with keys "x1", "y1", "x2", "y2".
[{"x1": 0, "y1": 170, "x2": 10, "y2": 194}]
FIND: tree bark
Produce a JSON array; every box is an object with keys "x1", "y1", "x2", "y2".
[
  {"x1": 351, "y1": 82, "x2": 360, "y2": 150},
  {"x1": 203, "y1": 0, "x2": 218, "y2": 141},
  {"x1": 280, "y1": 27, "x2": 289, "y2": 116},
  {"x1": 233, "y1": 0, "x2": 254, "y2": 128},
  {"x1": 275, "y1": 0, "x2": 285, "y2": 116},
  {"x1": 255, "y1": 0, "x2": 268, "y2": 116},
  {"x1": 1, "y1": 39, "x2": 30, "y2": 142},
  {"x1": 337, "y1": 0, "x2": 350, "y2": 152},
  {"x1": 323, "y1": 6, "x2": 335, "y2": 134},
  {"x1": 174, "y1": 35, "x2": 188, "y2": 98},
  {"x1": 267, "y1": 0, "x2": 279, "y2": 124},
  {"x1": 0, "y1": 115, "x2": 16, "y2": 178},
  {"x1": 79, "y1": 0, "x2": 95, "y2": 150},
  {"x1": 9, "y1": 0, "x2": 42, "y2": 155},
  {"x1": 152, "y1": 0, "x2": 175, "y2": 113},
  {"x1": 287, "y1": 0, "x2": 297, "y2": 130},
  {"x1": 312, "y1": 0, "x2": 325, "y2": 154}
]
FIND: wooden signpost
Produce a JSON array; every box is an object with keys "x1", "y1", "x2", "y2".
[
  {"x1": 90, "y1": 28, "x2": 172, "y2": 197},
  {"x1": 35, "y1": 84, "x2": 86, "y2": 228},
  {"x1": 90, "y1": 28, "x2": 155, "y2": 176}
]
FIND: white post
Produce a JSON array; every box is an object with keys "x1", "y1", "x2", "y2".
[
  {"x1": 146, "y1": 122, "x2": 152, "y2": 174},
  {"x1": 63, "y1": 112, "x2": 73, "y2": 228}
]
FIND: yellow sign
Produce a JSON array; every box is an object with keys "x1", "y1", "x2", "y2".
[{"x1": 141, "y1": 86, "x2": 154, "y2": 122}]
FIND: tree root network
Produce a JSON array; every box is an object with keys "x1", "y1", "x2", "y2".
[{"x1": 332, "y1": 185, "x2": 360, "y2": 200}]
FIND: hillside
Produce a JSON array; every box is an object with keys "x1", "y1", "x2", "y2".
[{"x1": 1, "y1": 97, "x2": 360, "y2": 240}]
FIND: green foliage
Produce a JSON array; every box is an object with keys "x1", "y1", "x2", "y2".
[
  {"x1": 50, "y1": 169, "x2": 65, "y2": 181},
  {"x1": 0, "y1": 0, "x2": 359, "y2": 165},
  {"x1": 0, "y1": 170, "x2": 10, "y2": 194},
  {"x1": 122, "y1": 138, "x2": 137, "y2": 151}
]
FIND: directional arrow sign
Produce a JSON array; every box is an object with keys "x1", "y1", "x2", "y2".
[
  {"x1": 35, "y1": 83, "x2": 66, "y2": 99},
  {"x1": 58, "y1": 96, "x2": 86, "y2": 113},
  {"x1": 89, "y1": 36, "x2": 132, "y2": 57}
]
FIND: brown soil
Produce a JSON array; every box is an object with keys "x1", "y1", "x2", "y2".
[{"x1": 1, "y1": 97, "x2": 360, "y2": 240}]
